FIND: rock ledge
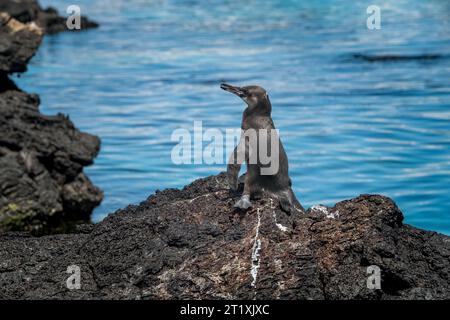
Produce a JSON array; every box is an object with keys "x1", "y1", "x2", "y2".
[{"x1": 0, "y1": 173, "x2": 448, "y2": 300}]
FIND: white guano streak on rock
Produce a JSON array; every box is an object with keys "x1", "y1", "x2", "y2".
[
  {"x1": 251, "y1": 208, "x2": 262, "y2": 287},
  {"x1": 311, "y1": 204, "x2": 340, "y2": 219},
  {"x1": 270, "y1": 199, "x2": 288, "y2": 232},
  {"x1": 187, "y1": 190, "x2": 223, "y2": 204}
]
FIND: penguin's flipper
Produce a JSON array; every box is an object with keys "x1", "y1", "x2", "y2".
[
  {"x1": 227, "y1": 144, "x2": 245, "y2": 191},
  {"x1": 227, "y1": 168, "x2": 239, "y2": 191}
]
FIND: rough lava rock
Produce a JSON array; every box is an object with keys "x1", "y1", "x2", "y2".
[
  {"x1": 0, "y1": 90, "x2": 103, "y2": 233},
  {"x1": 0, "y1": 173, "x2": 448, "y2": 300},
  {"x1": 0, "y1": 13, "x2": 102, "y2": 233},
  {"x1": 0, "y1": 0, "x2": 98, "y2": 34},
  {"x1": 0, "y1": 12, "x2": 43, "y2": 74}
]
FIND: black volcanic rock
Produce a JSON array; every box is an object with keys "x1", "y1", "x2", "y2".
[
  {"x1": 0, "y1": 0, "x2": 98, "y2": 34},
  {"x1": 0, "y1": 13, "x2": 102, "y2": 233},
  {"x1": 352, "y1": 53, "x2": 444, "y2": 63},
  {"x1": 0, "y1": 173, "x2": 448, "y2": 300},
  {"x1": 0, "y1": 12, "x2": 43, "y2": 74},
  {"x1": 0, "y1": 90, "x2": 103, "y2": 234}
]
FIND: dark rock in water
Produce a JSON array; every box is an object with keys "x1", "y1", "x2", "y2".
[
  {"x1": 0, "y1": 0, "x2": 40, "y2": 23},
  {"x1": 352, "y1": 53, "x2": 443, "y2": 63},
  {"x1": 0, "y1": 173, "x2": 448, "y2": 299},
  {"x1": 0, "y1": 0, "x2": 98, "y2": 35},
  {"x1": 0, "y1": 13, "x2": 102, "y2": 234},
  {"x1": 0, "y1": 12, "x2": 43, "y2": 74},
  {"x1": 0, "y1": 90, "x2": 103, "y2": 234}
]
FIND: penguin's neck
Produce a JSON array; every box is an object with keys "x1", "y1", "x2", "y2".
[
  {"x1": 243, "y1": 101, "x2": 272, "y2": 118},
  {"x1": 242, "y1": 104, "x2": 272, "y2": 130}
]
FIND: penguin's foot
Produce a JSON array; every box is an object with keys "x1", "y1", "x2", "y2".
[{"x1": 234, "y1": 194, "x2": 252, "y2": 210}]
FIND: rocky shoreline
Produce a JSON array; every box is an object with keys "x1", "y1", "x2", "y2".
[
  {"x1": 0, "y1": 173, "x2": 449, "y2": 299},
  {"x1": 0, "y1": 0, "x2": 98, "y2": 34},
  {"x1": 0, "y1": 0, "x2": 449, "y2": 300},
  {"x1": 0, "y1": 1, "x2": 102, "y2": 234}
]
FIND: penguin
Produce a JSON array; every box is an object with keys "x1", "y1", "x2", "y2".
[{"x1": 220, "y1": 83, "x2": 304, "y2": 214}]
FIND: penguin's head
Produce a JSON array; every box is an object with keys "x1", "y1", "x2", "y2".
[{"x1": 220, "y1": 83, "x2": 271, "y2": 115}]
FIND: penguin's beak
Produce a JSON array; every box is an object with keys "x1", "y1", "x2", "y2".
[{"x1": 220, "y1": 83, "x2": 246, "y2": 98}]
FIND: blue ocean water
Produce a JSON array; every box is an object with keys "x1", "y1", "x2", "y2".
[{"x1": 15, "y1": 0, "x2": 450, "y2": 234}]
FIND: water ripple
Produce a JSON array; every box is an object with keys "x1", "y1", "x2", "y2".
[{"x1": 15, "y1": 0, "x2": 450, "y2": 235}]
